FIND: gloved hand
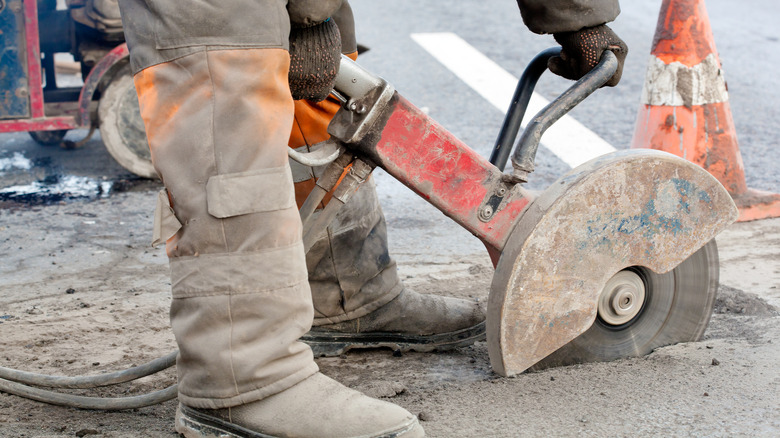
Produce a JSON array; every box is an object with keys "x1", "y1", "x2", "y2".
[
  {"x1": 288, "y1": 18, "x2": 342, "y2": 102},
  {"x1": 549, "y1": 24, "x2": 628, "y2": 87}
]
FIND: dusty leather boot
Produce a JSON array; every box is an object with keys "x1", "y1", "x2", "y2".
[
  {"x1": 176, "y1": 372, "x2": 423, "y2": 438},
  {"x1": 132, "y1": 46, "x2": 424, "y2": 438}
]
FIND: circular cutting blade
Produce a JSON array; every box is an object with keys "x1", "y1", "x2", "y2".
[{"x1": 531, "y1": 240, "x2": 719, "y2": 370}]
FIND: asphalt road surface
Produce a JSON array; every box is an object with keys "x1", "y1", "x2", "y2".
[{"x1": 1, "y1": 1, "x2": 778, "y2": 437}]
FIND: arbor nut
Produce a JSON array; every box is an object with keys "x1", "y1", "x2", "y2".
[{"x1": 597, "y1": 270, "x2": 646, "y2": 326}]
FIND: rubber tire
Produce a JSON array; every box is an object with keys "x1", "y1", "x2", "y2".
[
  {"x1": 29, "y1": 130, "x2": 68, "y2": 146},
  {"x1": 98, "y1": 66, "x2": 157, "y2": 179},
  {"x1": 531, "y1": 240, "x2": 719, "y2": 370}
]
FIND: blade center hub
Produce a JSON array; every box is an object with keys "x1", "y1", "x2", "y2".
[{"x1": 598, "y1": 271, "x2": 646, "y2": 326}]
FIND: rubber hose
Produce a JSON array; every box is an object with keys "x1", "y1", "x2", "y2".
[
  {"x1": 0, "y1": 351, "x2": 178, "y2": 389},
  {"x1": 0, "y1": 378, "x2": 178, "y2": 410}
]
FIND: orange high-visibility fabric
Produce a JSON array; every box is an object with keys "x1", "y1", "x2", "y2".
[{"x1": 290, "y1": 51, "x2": 358, "y2": 209}]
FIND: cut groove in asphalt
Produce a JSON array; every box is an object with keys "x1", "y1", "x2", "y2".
[{"x1": 410, "y1": 32, "x2": 617, "y2": 168}]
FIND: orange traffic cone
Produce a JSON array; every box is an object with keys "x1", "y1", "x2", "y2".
[{"x1": 631, "y1": 0, "x2": 780, "y2": 222}]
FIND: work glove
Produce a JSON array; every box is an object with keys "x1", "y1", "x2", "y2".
[
  {"x1": 549, "y1": 24, "x2": 628, "y2": 87},
  {"x1": 288, "y1": 18, "x2": 342, "y2": 102}
]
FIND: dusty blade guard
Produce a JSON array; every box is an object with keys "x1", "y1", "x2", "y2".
[{"x1": 488, "y1": 150, "x2": 738, "y2": 376}]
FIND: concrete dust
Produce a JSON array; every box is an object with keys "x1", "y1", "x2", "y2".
[
  {"x1": 714, "y1": 285, "x2": 777, "y2": 317},
  {"x1": 1, "y1": 192, "x2": 779, "y2": 437},
  {"x1": 716, "y1": 217, "x2": 780, "y2": 308}
]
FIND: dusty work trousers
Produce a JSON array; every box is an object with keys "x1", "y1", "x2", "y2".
[{"x1": 135, "y1": 49, "x2": 318, "y2": 409}]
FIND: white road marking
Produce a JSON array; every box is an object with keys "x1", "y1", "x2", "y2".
[{"x1": 410, "y1": 32, "x2": 616, "y2": 168}]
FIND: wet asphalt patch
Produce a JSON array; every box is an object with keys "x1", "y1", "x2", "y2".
[{"x1": 0, "y1": 149, "x2": 157, "y2": 208}]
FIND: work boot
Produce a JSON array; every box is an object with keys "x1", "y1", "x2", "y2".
[
  {"x1": 175, "y1": 372, "x2": 424, "y2": 438},
  {"x1": 131, "y1": 45, "x2": 424, "y2": 437},
  {"x1": 305, "y1": 288, "x2": 486, "y2": 357}
]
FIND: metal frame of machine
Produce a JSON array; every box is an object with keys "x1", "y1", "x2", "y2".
[{"x1": 0, "y1": 0, "x2": 128, "y2": 138}]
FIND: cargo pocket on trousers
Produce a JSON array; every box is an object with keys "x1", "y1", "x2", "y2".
[
  {"x1": 206, "y1": 165, "x2": 296, "y2": 219},
  {"x1": 152, "y1": 188, "x2": 182, "y2": 247}
]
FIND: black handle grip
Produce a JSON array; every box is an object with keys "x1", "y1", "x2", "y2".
[
  {"x1": 510, "y1": 50, "x2": 618, "y2": 182},
  {"x1": 489, "y1": 48, "x2": 561, "y2": 171}
]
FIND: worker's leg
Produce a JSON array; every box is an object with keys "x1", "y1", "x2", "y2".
[
  {"x1": 134, "y1": 47, "x2": 423, "y2": 437},
  {"x1": 289, "y1": 59, "x2": 485, "y2": 357}
]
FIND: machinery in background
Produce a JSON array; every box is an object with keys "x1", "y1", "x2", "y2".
[{"x1": 0, "y1": 0, "x2": 155, "y2": 178}]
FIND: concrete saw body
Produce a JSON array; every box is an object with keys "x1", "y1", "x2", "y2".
[{"x1": 301, "y1": 54, "x2": 741, "y2": 376}]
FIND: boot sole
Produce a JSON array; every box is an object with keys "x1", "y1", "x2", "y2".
[
  {"x1": 176, "y1": 404, "x2": 424, "y2": 438},
  {"x1": 176, "y1": 404, "x2": 270, "y2": 438},
  {"x1": 301, "y1": 321, "x2": 486, "y2": 357}
]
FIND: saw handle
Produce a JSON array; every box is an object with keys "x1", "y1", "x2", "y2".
[
  {"x1": 489, "y1": 48, "x2": 561, "y2": 171},
  {"x1": 491, "y1": 49, "x2": 618, "y2": 182}
]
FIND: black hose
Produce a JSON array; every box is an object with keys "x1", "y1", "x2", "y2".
[
  {"x1": 0, "y1": 378, "x2": 178, "y2": 410},
  {"x1": 0, "y1": 351, "x2": 178, "y2": 389}
]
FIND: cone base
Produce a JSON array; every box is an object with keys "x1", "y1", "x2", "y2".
[{"x1": 734, "y1": 188, "x2": 780, "y2": 222}]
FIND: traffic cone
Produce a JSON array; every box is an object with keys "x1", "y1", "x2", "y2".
[{"x1": 631, "y1": 0, "x2": 780, "y2": 222}]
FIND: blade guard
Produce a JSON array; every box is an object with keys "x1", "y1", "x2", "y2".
[{"x1": 488, "y1": 149, "x2": 738, "y2": 376}]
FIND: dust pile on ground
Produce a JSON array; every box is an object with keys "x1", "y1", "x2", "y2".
[
  {"x1": 714, "y1": 285, "x2": 778, "y2": 317},
  {"x1": 1, "y1": 193, "x2": 779, "y2": 437}
]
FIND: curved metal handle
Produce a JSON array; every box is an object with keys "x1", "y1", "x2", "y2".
[
  {"x1": 489, "y1": 48, "x2": 561, "y2": 170},
  {"x1": 287, "y1": 139, "x2": 345, "y2": 167},
  {"x1": 509, "y1": 50, "x2": 619, "y2": 183}
]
